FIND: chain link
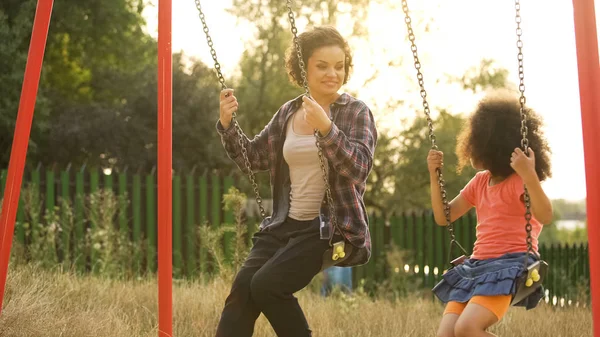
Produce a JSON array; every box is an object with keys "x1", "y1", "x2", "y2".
[
  {"x1": 515, "y1": 0, "x2": 534, "y2": 259},
  {"x1": 195, "y1": 0, "x2": 266, "y2": 218},
  {"x1": 286, "y1": 0, "x2": 339, "y2": 245},
  {"x1": 286, "y1": 2, "x2": 310, "y2": 96},
  {"x1": 401, "y1": 0, "x2": 467, "y2": 258}
]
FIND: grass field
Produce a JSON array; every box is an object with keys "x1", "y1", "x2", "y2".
[{"x1": 0, "y1": 264, "x2": 592, "y2": 337}]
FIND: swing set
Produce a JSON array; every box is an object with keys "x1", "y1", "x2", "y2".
[
  {"x1": 0, "y1": 1, "x2": 598, "y2": 337},
  {"x1": 401, "y1": 0, "x2": 546, "y2": 306}
]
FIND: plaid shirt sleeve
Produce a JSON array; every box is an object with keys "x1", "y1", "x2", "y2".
[
  {"x1": 215, "y1": 118, "x2": 271, "y2": 173},
  {"x1": 318, "y1": 101, "x2": 377, "y2": 185}
]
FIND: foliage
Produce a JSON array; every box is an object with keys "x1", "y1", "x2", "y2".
[
  {"x1": 0, "y1": 1, "x2": 51, "y2": 165},
  {"x1": 450, "y1": 59, "x2": 513, "y2": 93},
  {"x1": 365, "y1": 57, "x2": 517, "y2": 216},
  {"x1": 18, "y1": 185, "x2": 61, "y2": 268},
  {"x1": 538, "y1": 199, "x2": 587, "y2": 244},
  {"x1": 11, "y1": 186, "x2": 145, "y2": 279},
  {"x1": 222, "y1": 186, "x2": 253, "y2": 273},
  {"x1": 551, "y1": 198, "x2": 587, "y2": 220},
  {"x1": 366, "y1": 110, "x2": 477, "y2": 216},
  {"x1": 197, "y1": 186, "x2": 254, "y2": 279},
  {"x1": 230, "y1": 0, "x2": 376, "y2": 36},
  {"x1": 3, "y1": 1, "x2": 577, "y2": 226},
  {"x1": 539, "y1": 223, "x2": 588, "y2": 245},
  {"x1": 85, "y1": 189, "x2": 143, "y2": 277},
  {"x1": 1, "y1": 1, "x2": 230, "y2": 174},
  {"x1": 0, "y1": 0, "x2": 152, "y2": 168}
]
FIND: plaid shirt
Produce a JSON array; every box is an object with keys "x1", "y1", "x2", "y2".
[{"x1": 216, "y1": 93, "x2": 377, "y2": 267}]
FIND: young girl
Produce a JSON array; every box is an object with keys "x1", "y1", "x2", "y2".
[{"x1": 427, "y1": 91, "x2": 553, "y2": 337}]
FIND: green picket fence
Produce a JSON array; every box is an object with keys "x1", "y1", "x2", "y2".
[
  {"x1": 0, "y1": 167, "x2": 239, "y2": 277},
  {"x1": 0, "y1": 168, "x2": 591, "y2": 304}
]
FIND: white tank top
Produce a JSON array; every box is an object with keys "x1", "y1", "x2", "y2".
[{"x1": 282, "y1": 113, "x2": 328, "y2": 221}]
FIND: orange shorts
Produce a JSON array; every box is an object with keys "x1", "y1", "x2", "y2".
[{"x1": 443, "y1": 295, "x2": 512, "y2": 320}]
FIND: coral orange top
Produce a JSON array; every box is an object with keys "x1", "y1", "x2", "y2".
[{"x1": 460, "y1": 170, "x2": 543, "y2": 260}]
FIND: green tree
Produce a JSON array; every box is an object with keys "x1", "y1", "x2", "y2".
[
  {"x1": 364, "y1": 110, "x2": 476, "y2": 217},
  {"x1": 450, "y1": 59, "x2": 512, "y2": 94},
  {"x1": 538, "y1": 224, "x2": 588, "y2": 245},
  {"x1": 538, "y1": 199, "x2": 588, "y2": 245},
  {"x1": 169, "y1": 54, "x2": 235, "y2": 173},
  {"x1": 38, "y1": 0, "x2": 151, "y2": 108},
  {"x1": 46, "y1": 53, "x2": 229, "y2": 173},
  {"x1": 232, "y1": 16, "x2": 300, "y2": 138},
  {"x1": 551, "y1": 199, "x2": 587, "y2": 220},
  {"x1": 36, "y1": 0, "x2": 156, "y2": 168},
  {"x1": 229, "y1": 0, "x2": 375, "y2": 34},
  {"x1": 3, "y1": 0, "x2": 232, "y2": 173},
  {"x1": 0, "y1": 1, "x2": 51, "y2": 166},
  {"x1": 1, "y1": 0, "x2": 158, "y2": 169},
  {"x1": 365, "y1": 59, "x2": 514, "y2": 217},
  {"x1": 395, "y1": 110, "x2": 476, "y2": 211}
]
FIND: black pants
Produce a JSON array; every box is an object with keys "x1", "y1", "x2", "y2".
[{"x1": 215, "y1": 217, "x2": 331, "y2": 337}]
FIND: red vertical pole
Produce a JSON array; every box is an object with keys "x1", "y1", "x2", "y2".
[
  {"x1": 572, "y1": 0, "x2": 600, "y2": 335},
  {"x1": 157, "y1": 0, "x2": 173, "y2": 336},
  {"x1": 0, "y1": 0, "x2": 54, "y2": 315}
]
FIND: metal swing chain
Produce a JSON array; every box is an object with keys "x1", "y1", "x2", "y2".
[
  {"x1": 401, "y1": 1, "x2": 468, "y2": 260},
  {"x1": 286, "y1": 1, "x2": 310, "y2": 96},
  {"x1": 286, "y1": 0, "x2": 339, "y2": 245},
  {"x1": 194, "y1": 0, "x2": 266, "y2": 219},
  {"x1": 515, "y1": 0, "x2": 534, "y2": 261}
]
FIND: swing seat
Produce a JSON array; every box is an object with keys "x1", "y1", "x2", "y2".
[
  {"x1": 511, "y1": 259, "x2": 548, "y2": 306},
  {"x1": 321, "y1": 240, "x2": 353, "y2": 271},
  {"x1": 449, "y1": 254, "x2": 548, "y2": 306},
  {"x1": 451, "y1": 254, "x2": 469, "y2": 266}
]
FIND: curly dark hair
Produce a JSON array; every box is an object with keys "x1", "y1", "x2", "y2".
[
  {"x1": 456, "y1": 91, "x2": 552, "y2": 181},
  {"x1": 285, "y1": 26, "x2": 353, "y2": 87}
]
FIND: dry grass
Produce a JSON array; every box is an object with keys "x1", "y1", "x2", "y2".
[{"x1": 0, "y1": 264, "x2": 592, "y2": 337}]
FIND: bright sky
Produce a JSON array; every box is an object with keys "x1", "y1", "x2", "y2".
[{"x1": 142, "y1": 0, "x2": 599, "y2": 202}]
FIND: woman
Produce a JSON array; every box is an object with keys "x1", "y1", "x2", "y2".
[{"x1": 214, "y1": 26, "x2": 377, "y2": 337}]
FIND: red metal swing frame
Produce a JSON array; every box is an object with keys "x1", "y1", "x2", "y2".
[{"x1": 0, "y1": 1, "x2": 598, "y2": 336}]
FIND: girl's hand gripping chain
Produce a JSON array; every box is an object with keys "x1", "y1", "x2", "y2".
[
  {"x1": 427, "y1": 149, "x2": 444, "y2": 175},
  {"x1": 510, "y1": 147, "x2": 537, "y2": 183}
]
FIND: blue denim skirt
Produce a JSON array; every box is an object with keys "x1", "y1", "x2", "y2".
[{"x1": 432, "y1": 252, "x2": 545, "y2": 310}]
